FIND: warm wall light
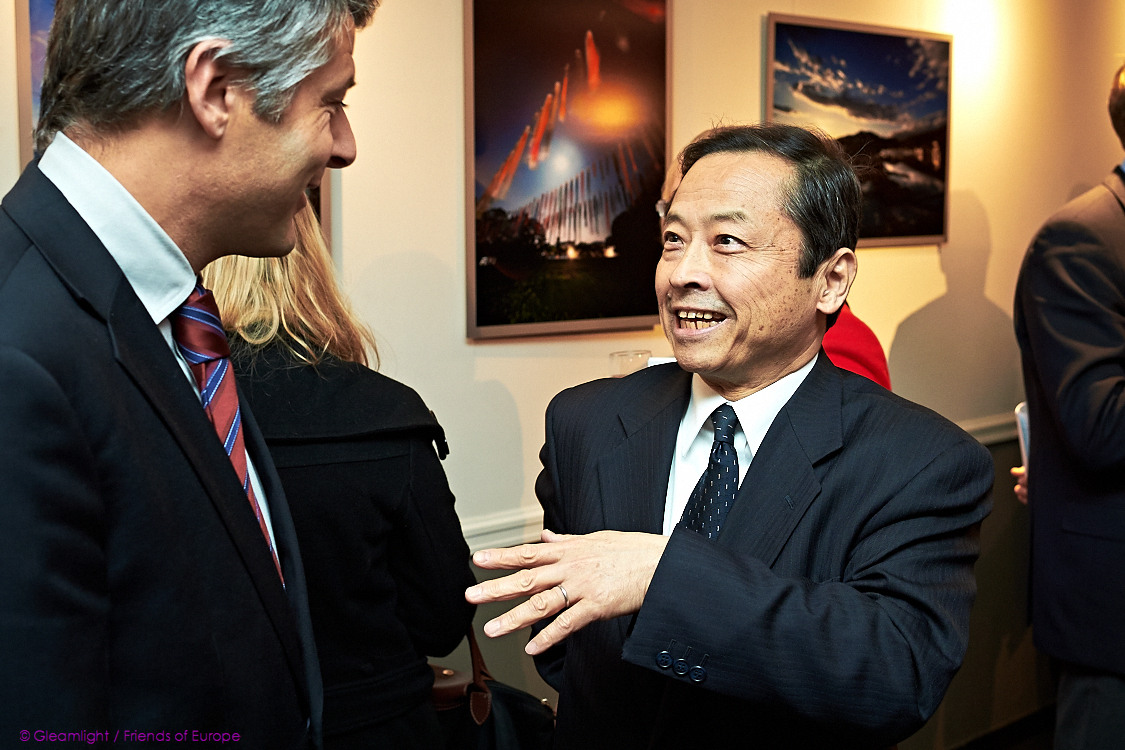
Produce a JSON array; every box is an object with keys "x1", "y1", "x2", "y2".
[{"x1": 940, "y1": 0, "x2": 1002, "y2": 102}]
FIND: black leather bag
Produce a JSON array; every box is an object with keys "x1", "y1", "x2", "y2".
[{"x1": 430, "y1": 629, "x2": 555, "y2": 750}]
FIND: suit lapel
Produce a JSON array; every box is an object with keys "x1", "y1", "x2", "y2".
[
  {"x1": 106, "y1": 258, "x2": 310, "y2": 713},
  {"x1": 719, "y1": 354, "x2": 844, "y2": 566},
  {"x1": 598, "y1": 365, "x2": 691, "y2": 534}
]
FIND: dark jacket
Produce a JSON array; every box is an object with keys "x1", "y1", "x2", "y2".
[
  {"x1": 534, "y1": 356, "x2": 992, "y2": 749},
  {"x1": 1014, "y1": 167, "x2": 1125, "y2": 676},
  {"x1": 0, "y1": 161, "x2": 320, "y2": 747},
  {"x1": 231, "y1": 342, "x2": 476, "y2": 744}
]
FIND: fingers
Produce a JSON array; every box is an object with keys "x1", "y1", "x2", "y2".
[
  {"x1": 470, "y1": 539, "x2": 563, "y2": 571},
  {"x1": 466, "y1": 567, "x2": 547, "y2": 605},
  {"x1": 465, "y1": 530, "x2": 666, "y2": 651},
  {"x1": 526, "y1": 602, "x2": 584, "y2": 655},
  {"x1": 479, "y1": 586, "x2": 586, "y2": 655},
  {"x1": 540, "y1": 528, "x2": 570, "y2": 543},
  {"x1": 481, "y1": 583, "x2": 571, "y2": 640}
]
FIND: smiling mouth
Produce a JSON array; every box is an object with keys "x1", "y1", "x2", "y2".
[{"x1": 676, "y1": 310, "x2": 726, "y2": 330}]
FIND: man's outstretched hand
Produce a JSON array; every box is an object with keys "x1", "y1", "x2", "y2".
[{"x1": 466, "y1": 529, "x2": 668, "y2": 655}]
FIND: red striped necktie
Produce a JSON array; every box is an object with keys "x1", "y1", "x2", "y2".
[{"x1": 172, "y1": 283, "x2": 283, "y2": 584}]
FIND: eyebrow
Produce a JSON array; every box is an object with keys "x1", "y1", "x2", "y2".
[
  {"x1": 663, "y1": 208, "x2": 752, "y2": 229},
  {"x1": 710, "y1": 209, "x2": 752, "y2": 224}
]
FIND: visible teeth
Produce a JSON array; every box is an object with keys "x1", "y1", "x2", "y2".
[{"x1": 676, "y1": 310, "x2": 722, "y2": 329}]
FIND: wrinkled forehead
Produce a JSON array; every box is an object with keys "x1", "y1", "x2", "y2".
[{"x1": 670, "y1": 150, "x2": 795, "y2": 220}]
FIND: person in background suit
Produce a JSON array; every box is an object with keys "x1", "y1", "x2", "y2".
[
  {"x1": 0, "y1": 1, "x2": 379, "y2": 745},
  {"x1": 1012, "y1": 63, "x2": 1125, "y2": 749},
  {"x1": 203, "y1": 205, "x2": 477, "y2": 749},
  {"x1": 467, "y1": 124, "x2": 993, "y2": 748}
]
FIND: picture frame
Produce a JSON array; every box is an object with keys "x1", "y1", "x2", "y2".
[
  {"x1": 465, "y1": 0, "x2": 667, "y2": 340},
  {"x1": 766, "y1": 13, "x2": 951, "y2": 247},
  {"x1": 15, "y1": 0, "x2": 55, "y2": 167}
]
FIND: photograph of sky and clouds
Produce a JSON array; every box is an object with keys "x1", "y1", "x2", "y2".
[{"x1": 769, "y1": 16, "x2": 951, "y2": 244}]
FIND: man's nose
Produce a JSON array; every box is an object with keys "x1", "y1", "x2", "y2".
[
  {"x1": 668, "y1": 242, "x2": 711, "y2": 289},
  {"x1": 327, "y1": 111, "x2": 357, "y2": 169}
]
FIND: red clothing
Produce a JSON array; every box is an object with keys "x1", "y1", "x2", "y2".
[{"x1": 824, "y1": 303, "x2": 891, "y2": 389}]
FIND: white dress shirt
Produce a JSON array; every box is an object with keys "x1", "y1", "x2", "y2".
[
  {"x1": 38, "y1": 133, "x2": 277, "y2": 542},
  {"x1": 662, "y1": 356, "x2": 817, "y2": 535}
]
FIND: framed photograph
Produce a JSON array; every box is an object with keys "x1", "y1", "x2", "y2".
[
  {"x1": 766, "y1": 14, "x2": 951, "y2": 247},
  {"x1": 466, "y1": 0, "x2": 667, "y2": 339},
  {"x1": 15, "y1": 0, "x2": 55, "y2": 167}
]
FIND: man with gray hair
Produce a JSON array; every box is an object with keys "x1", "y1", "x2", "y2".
[{"x1": 0, "y1": 1, "x2": 378, "y2": 746}]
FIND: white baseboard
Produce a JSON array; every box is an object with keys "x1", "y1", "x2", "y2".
[
  {"x1": 957, "y1": 411, "x2": 1018, "y2": 446},
  {"x1": 461, "y1": 505, "x2": 544, "y2": 550}
]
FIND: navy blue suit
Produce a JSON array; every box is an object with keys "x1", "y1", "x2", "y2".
[
  {"x1": 1014, "y1": 168, "x2": 1125, "y2": 677},
  {"x1": 533, "y1": 356, "x2": 992, "y2": 749},
  {"x1": 0, "y1": 163, "x2": 321, "y2": 747}
]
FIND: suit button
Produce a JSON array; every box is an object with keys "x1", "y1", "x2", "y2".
[
  {"x1": 656, "y1": 651, "x2": 673, "y2": 669},
  {"x1": 673, "y1": 658, "x2": 689, "y2": 675},
  {"x1": 689, "y1": 665, "x2": 707, "y2": 683}
]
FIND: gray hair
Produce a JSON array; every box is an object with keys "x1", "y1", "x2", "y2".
[{"x1": 35, "y1": 0, "x2": 379, "y2": 153}]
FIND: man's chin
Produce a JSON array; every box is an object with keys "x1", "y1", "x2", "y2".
[{"x1": 250, "y1": 236, "x2": 298, "y2": 259}]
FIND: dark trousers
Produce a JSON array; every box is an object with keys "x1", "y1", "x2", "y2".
[
  {"x1": 324, "y1": 701, "x2": 444, "y2": 750},
  {"x1": 1055, "y1": 662, "x2": 1125, "y2": 750}
]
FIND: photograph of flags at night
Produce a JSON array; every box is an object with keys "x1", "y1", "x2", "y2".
[{"x1": 469, "y1": 0, "x2": 666, "y2": 337}]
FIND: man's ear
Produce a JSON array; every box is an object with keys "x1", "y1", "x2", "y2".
[
  {"x1": 184, "y1": 39, "x2": 235, "y2": 139},
  {"x1": 816, "y1": 247, "x2": 857, "y2": 316}
]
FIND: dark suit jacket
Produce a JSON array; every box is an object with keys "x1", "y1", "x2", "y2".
[
  {"x1": 231, "y1": 342, "x2": 476, "y2": 745},
  {"x1": 1014, "y1": 167, "x2": 1125, "y2": 677},
  {"x1": 534, "y1": 356, "x2": 992, "y2": 749},
  {"x1": 0, "y1": 163, "x2": 321, "y2": 747}
]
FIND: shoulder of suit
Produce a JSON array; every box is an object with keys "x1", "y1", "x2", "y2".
[
  {"x1": 1044, "y1": 172, "x2": 1125, "y2": 228},
  {"x1": 837, "y1": 372, "x2": 986, "y2": 458},
  {"x1": 233, "y1": 343, "x2": 440, "y2": 441},
  {"x1": 550, "y1": 362, "x2": 686, "y2": 410}
]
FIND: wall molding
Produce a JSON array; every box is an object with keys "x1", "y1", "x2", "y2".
[
  {"x1": 461, "y1": 505, "x2": 544, "y2": 550},
  {"x1": 957, "y1": 410, "x2": 1017, "y2": 447}
]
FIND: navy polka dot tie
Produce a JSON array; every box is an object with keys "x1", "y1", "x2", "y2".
[{"x1": 680, "y1": 404, "x2": 740, "y2": 540}]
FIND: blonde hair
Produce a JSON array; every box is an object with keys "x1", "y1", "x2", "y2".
[{"x1": 202, "y1": 203, "x2": 378, "y2": 367}]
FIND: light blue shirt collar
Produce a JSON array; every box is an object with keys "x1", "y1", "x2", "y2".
[{"x1": 38, "y1": 132, "x2": 196, "y2": 326}]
